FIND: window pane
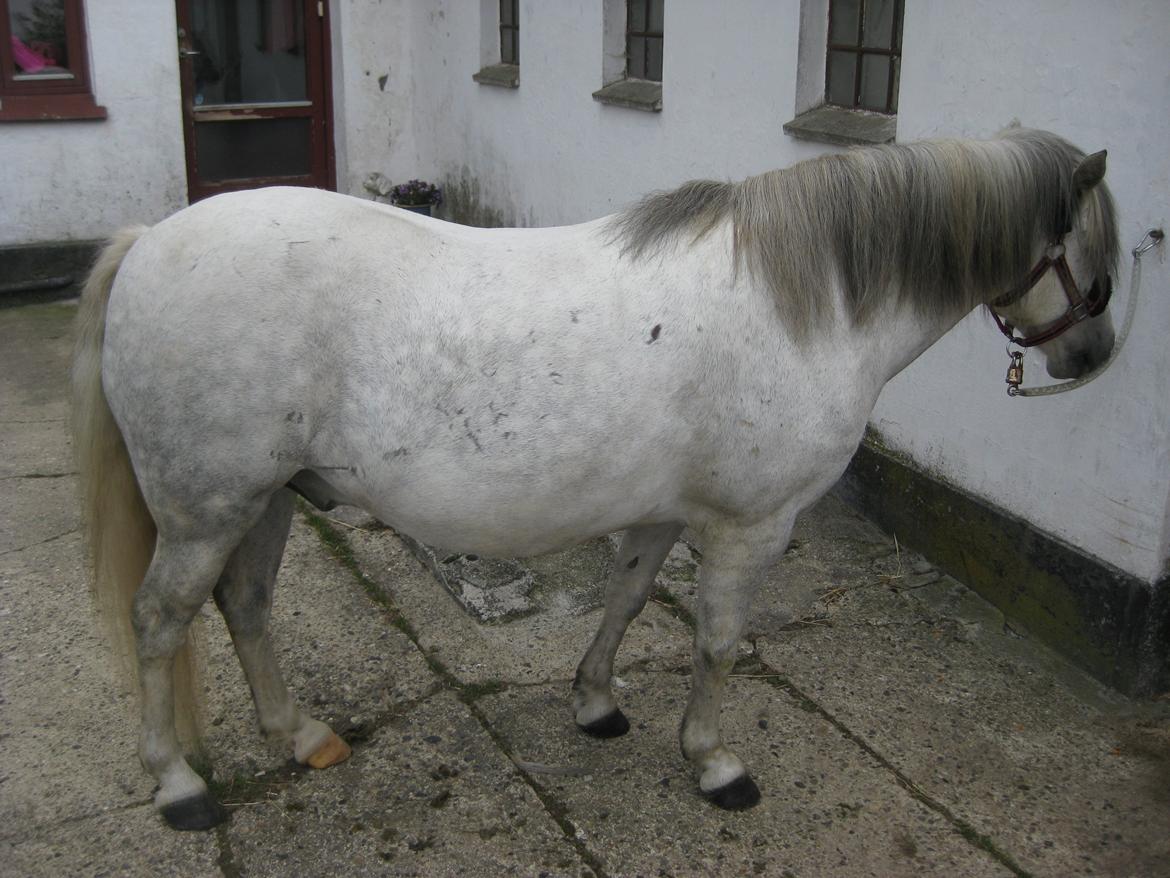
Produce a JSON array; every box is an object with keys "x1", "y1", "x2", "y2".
[
  {"x1": 648, "y1": 0, "x2": 664, "y2": 33},
  {"x1": 829, "y1": 0, "x2": 860, "y2": 45},
  {"x1": 862, "y1": 0, "x2": 896, "y2": 49},
  {"x1": 628, "y1": 35, "x2": 646, "y2": 79},
  {"x1": 501, "y1": 28, "x2": 515, "y2": 65},
  {"x1": 826, "y1": 50, "x2": 857, "y2": 106},
  {"x1": 194, "y1": 118, "x2": 311, "y2": 182},
  {"x1": 191, "y1": 0, "x2": 308, "y2": 105},
  {"x1": 9, "y1": 0, "x2": 72, "y2": 79},
  {"x1": 859, "y1": 53, "x2": 891, "y2": 111},
  {"x1": 499, "y1": 0, "x2": 513, "y2": 27},
  {"x1": 646, "y1": 36, "x2": 662, "y2": 81},
  {"x1": 628, "y1": 0, "x2": 646, "y2": 34}
]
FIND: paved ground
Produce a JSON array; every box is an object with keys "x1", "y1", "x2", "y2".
[{"x1": 1, "y1": 300, "x2": 1167, "y2": 877}]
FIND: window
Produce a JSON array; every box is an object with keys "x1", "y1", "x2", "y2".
[
  {"x1": 0, "y1": 0, "x2": 106, "y2": 120},
  {"x1": 826, "y1": 0, "x2": 901, "y2": 113},
  {"x1": 783, "y1": 0, "x2": 900, "y2": 146},
  {"x1": 474, "y1": 0, "x2": 519, "y2": 88},
  {"x1": 592, "y1": 0, "x2": 663, "y2": 112},
  {"x1": 626, "y1": 0, "x2": 663, "y2": 82},
  {"x1": 498, "y1": 0, "x2": 518, "y2": 66}
]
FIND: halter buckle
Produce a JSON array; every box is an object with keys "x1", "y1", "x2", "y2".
[
  {"x1": 1005, "y1": 350, "x2": 1025, "y2": 396},
  {"x1": 1068, "y1": 299, "x2": 1090, "y2": 322}
]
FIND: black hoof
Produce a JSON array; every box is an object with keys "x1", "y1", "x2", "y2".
[
  {"x1": 160, "y1": 793, "x2": 229, "y2": 831},
  {"x1": 578, "y1": 709, "x2": 631, "y2": 739},
  {"x1": 704, "y1": 774, "x2": 761, "y2": 811}
]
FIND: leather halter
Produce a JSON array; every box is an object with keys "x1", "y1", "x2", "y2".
[{"x1": 990, "y1": 240, "x2": 1113, "y2": 347}]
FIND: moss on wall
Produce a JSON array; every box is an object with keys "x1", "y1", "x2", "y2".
[
  {"x1": 438, "y1": 168, "x2": 512, "y2": 229},
  {"x1": 837, "y1": 428, "x2": 1168, "y2": 697}
]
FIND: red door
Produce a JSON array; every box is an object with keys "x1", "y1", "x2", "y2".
[{"x1": 176, "y1": 0, "x2": 334, "y2": 202}]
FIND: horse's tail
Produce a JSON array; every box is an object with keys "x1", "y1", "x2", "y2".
[{"x1": 72, "y1": 227, "x2": 202, "y2": 748}]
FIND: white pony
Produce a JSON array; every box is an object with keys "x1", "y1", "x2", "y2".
[{"x1": 72, "y1": 128, "x2": 1117, "y2": 829}]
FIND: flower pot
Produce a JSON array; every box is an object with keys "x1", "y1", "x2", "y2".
[{"x1": 394, "y1": 203, "x2": 434, "y2": 217}]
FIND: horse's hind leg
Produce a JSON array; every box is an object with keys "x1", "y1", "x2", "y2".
[
  {"x1": 134, "y1": 530, "x2": 246, "y2": 830},
  {"x1": 212, "y1": 489, "x2": 350, "y2": 768},
  {"x1": 573, "y1": 522, "x2": 684, "y2": 736}
]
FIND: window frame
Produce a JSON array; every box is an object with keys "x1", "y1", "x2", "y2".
[
  {"x1": 625, "y1": 0, "x2": 663, "y2": 83},
  {"x1": 498, "y1": 0, "x2": 518, "y2": 66},
  {"x1": 0, "y1": 0, "x2": 105, "y2": 121},
  {"x1": 825, "y1": 0, "x2": 902, "y2": 115}
]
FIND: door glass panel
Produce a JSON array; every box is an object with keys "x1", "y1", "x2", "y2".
[
  {"x1": 191, "y1": 0, "x2": 307, "y2": 106},
  {"x1": 8, "y1": 0, "x2": 73, "y2": 79},
  {"x1": 194, "y1": 118, "x2": 311, "y2": 181}
]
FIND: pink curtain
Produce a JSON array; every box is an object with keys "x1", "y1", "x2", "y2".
[{"x1": 11, "y1": 35, "x2": 49, "y2": 73}]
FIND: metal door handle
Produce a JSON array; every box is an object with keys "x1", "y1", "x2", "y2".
[{"x1": 179, "y1": 49, "x2": 201, "y2": 58}]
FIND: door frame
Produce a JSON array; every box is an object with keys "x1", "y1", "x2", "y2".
[{"x1": 175, "y1": 0, "x2": 336, "y2": 202}]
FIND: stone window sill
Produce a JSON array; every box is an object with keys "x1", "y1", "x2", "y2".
[
  {"x1": 592, "y1": 78, "x2": 661, "y2": 112},
  {"x1": 472, "y1": 64, "x2": 519, "y2": 89},
  {"x1": 783, "y1": 104, "x2": 895, "y2": 147}
]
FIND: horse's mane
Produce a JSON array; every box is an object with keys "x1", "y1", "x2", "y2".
[{"x1": 609, "y1": 128, "x2": 1118, "y2": 336}]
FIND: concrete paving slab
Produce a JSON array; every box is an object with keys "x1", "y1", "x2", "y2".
[
  {"x1": 344, "y1": 523, "x2": 694, "y2": 687},
  {"x1": 478, "y1": 675, "x2": 1010, "y2": 877},
  {"x1": 3, "y1": 805, "x2": 221, "y2": 878},
  {"x1": 739, "y1": 513, "x2": 1170, "y2": 878},
  {"x1": 223, "y1": 691, "x2": 588, "y2": 878},
  {"x1": 0, "y1": 418, "x2": 73, "y2": 480},
  {"x1": 0, "y1": 531, "x2": 155, "y2": 834},
  {"x1": 0, "y1": 474, "x2": 79, "y2": 555},
  {"x1": 0, "y1": 301, "x2": 74, "y2": 420},
  {"x1": 0, "y1": 303, "x2": 77, "y2": 556}
]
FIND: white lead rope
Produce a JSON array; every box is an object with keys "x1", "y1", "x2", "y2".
[{"x1": 1011, "y1": 228, "x2": 1164, "y2": 397}]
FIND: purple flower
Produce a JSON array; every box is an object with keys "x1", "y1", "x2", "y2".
[{"x1": 390, "y1": 178, "x2": 443, "y2": 206}]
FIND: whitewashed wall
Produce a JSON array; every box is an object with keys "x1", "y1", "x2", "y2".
[
  {"x1": 336, "y1": 0, "x2": 833, "y2": 222},
  {"x1": 880, "y1": 0, "x2": 1170, "y2": 584},
  {"x1": 330, "y1": 0, "x2": 418, "y2": 199},
  {"x1": 0, "y1": 1, "x2": 187, "y2": 245},
  {"x1": 350, "y1": 0, "x2": 1169, "y2": 585}
]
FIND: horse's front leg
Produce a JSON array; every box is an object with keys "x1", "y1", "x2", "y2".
[
  {"x1": 680, "y1": 514, "x2": 793, "y2": 810},
  {"x1": 573, "y1": 522, "x2": 684, "y2": 736}
]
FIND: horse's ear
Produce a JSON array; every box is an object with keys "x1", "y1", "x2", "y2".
[{"x1": 1073, "y1": 150, "x2": 1107, "y2": 193}]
